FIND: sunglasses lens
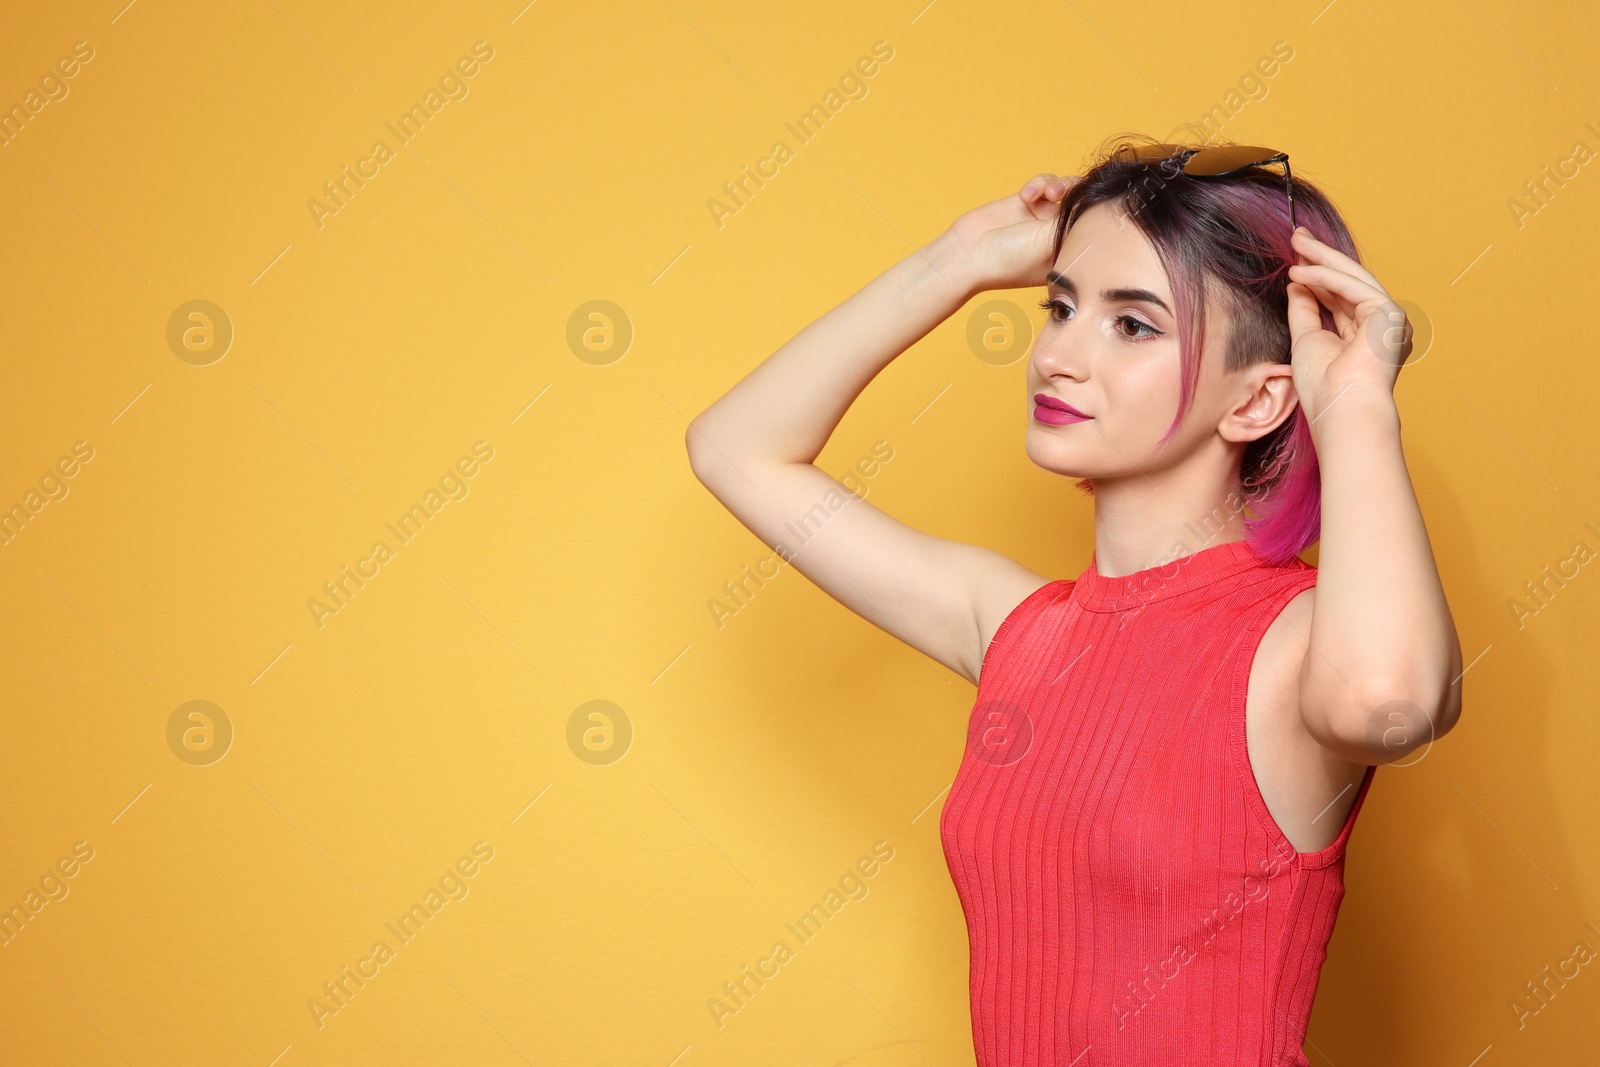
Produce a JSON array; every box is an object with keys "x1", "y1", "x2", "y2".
[
  {"x1": 1112, "y1": 143, "x2": 1182, "y2": 164},
  {"x1": 1182, "y1": 145, "x2": 1285, "y2": 176}
]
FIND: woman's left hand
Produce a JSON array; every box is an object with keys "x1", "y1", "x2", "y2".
[{"x1": 1285, "y1": 226, "x2": 1412, "y2": 417}]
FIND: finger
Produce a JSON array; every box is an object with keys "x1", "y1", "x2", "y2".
[
  {"x1": 1021, "y1": 173, "x2": 1060, "y2": 199},
  {"x1": 1287, "y1": 262, "x2": 1388, "y2": 310},
  {"x1": 1291, "y1": 269, "x2": 1355, "y2": 319},
  {"x1": 1291, "y1": 229, "x2": 1388, "y2": 295},
  {"x1": 1299, "y1": 274, "x2": 1356, "y2": 321},
  {"x1": 1303, "y1": 282, "x2": 1355, "y2": 336},
  {"x1": 1025, "y1": 174, "x2": 1078, "y2": 207},
  {"x1": 1300, "y1": 274, "x2": 1410, "y2": 365},
  {"x1": 1025, "y1": 196, "x2": 1065, "y2": 222},
  {"x1": 1285, "y1": 281, "x2": 1325, "y2": 345}
]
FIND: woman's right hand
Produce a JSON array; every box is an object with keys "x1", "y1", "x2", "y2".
[{"x1": 942, "y1": 173, "x2": 1078, "y2": 292}]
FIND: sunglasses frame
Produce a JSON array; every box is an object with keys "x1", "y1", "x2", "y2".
[{"x1": 1113, "y1": 143, "x2": 1297, "y2": 234}]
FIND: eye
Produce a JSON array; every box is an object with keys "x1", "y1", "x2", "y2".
[
  {"x1": 1037, "y1": 297, "x2": 1072, "y2": 324},
  {"x1": 1115, "y1": 315, "x2": 1161, "y2": 340},
  {"x1": 1038, "y1": 298, "x2": 1162, "y2": 340}
]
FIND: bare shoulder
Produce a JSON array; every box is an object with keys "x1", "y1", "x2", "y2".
[
  {"x1": 966, "y1": 553, "x2": 1058, "y2": 687},
  {"x1": 1246, "y1": 585, "x2": 1373, "y2": 853}
]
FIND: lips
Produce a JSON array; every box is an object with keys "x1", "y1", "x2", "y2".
[{"x1": 1033, "y1": 394, "x2": 1089, "y2": 419}]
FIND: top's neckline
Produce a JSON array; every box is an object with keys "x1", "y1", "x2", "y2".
[{"x1": 1071, "y1": 538, "x2": 1269, "y2": 613}]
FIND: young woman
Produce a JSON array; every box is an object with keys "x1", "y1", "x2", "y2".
[{"x1": 686, "y1": 136, "x2": 1463, "y2": 1065}]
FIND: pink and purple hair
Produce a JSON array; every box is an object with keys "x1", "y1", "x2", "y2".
[{"x1": 1048, "y1": 132, "x2": 1361, "y2": 566}]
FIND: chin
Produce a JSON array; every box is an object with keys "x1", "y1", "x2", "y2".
[{"x1": 1024, "y1": 434, "x2": 1094, "y2": 479}]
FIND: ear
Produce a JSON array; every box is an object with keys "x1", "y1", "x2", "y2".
[{"x1": 1218, "y1": 362, "x2": 1298, "y2": 445}]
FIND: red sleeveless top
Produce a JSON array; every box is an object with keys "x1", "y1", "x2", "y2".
[{"x1": 940, "y1": 538, "x2": 1377, "y2": 1067}]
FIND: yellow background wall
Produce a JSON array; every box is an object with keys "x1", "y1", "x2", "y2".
[{"x1": 1, "y1": 1, "x2": 1595, "y2": 1064}]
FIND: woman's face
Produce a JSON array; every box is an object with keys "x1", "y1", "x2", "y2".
[{"x1": 1025, "y1": 200, "x2": 1241, "y2": 482}]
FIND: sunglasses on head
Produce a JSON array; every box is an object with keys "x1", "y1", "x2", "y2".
[{"x1": 1111, "y1": 142, "x2": 1297, "y2": 233}]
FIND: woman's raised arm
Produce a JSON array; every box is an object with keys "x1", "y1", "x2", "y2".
[{"x1": 686, "y1": 176, "x2": 1074, "y2": 685}]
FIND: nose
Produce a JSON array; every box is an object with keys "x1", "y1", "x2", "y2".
[{"x1": 1030, "y1": 323, "x2": 1089, "y2": 386}]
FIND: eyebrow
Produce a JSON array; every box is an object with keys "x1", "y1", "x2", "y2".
[{"x1": 1045, "y1": 271, "x2": 1172, "y2": 317}]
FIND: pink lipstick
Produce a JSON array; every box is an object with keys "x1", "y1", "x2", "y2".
[{"x1": 1033, "y1": 393, "x2": 1091, "y2": 425}]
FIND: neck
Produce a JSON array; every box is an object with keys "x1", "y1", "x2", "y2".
[{"x1": 1086, "y1": 475, "x2": 1252, "y2": 578}]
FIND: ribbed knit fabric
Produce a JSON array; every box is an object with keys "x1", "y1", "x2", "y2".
[{"x1": 940, "y1": 538, "x2": 1377, "y2": 1067}]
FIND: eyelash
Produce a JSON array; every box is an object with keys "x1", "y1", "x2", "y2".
[{"x1": 1037, "y1": 298, "x2": 1163, "y2": 340}]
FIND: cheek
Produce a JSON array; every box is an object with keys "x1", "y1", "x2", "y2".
[{"x1": 1101, "y1": 361, "x2": 1180, "y2": 438}]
